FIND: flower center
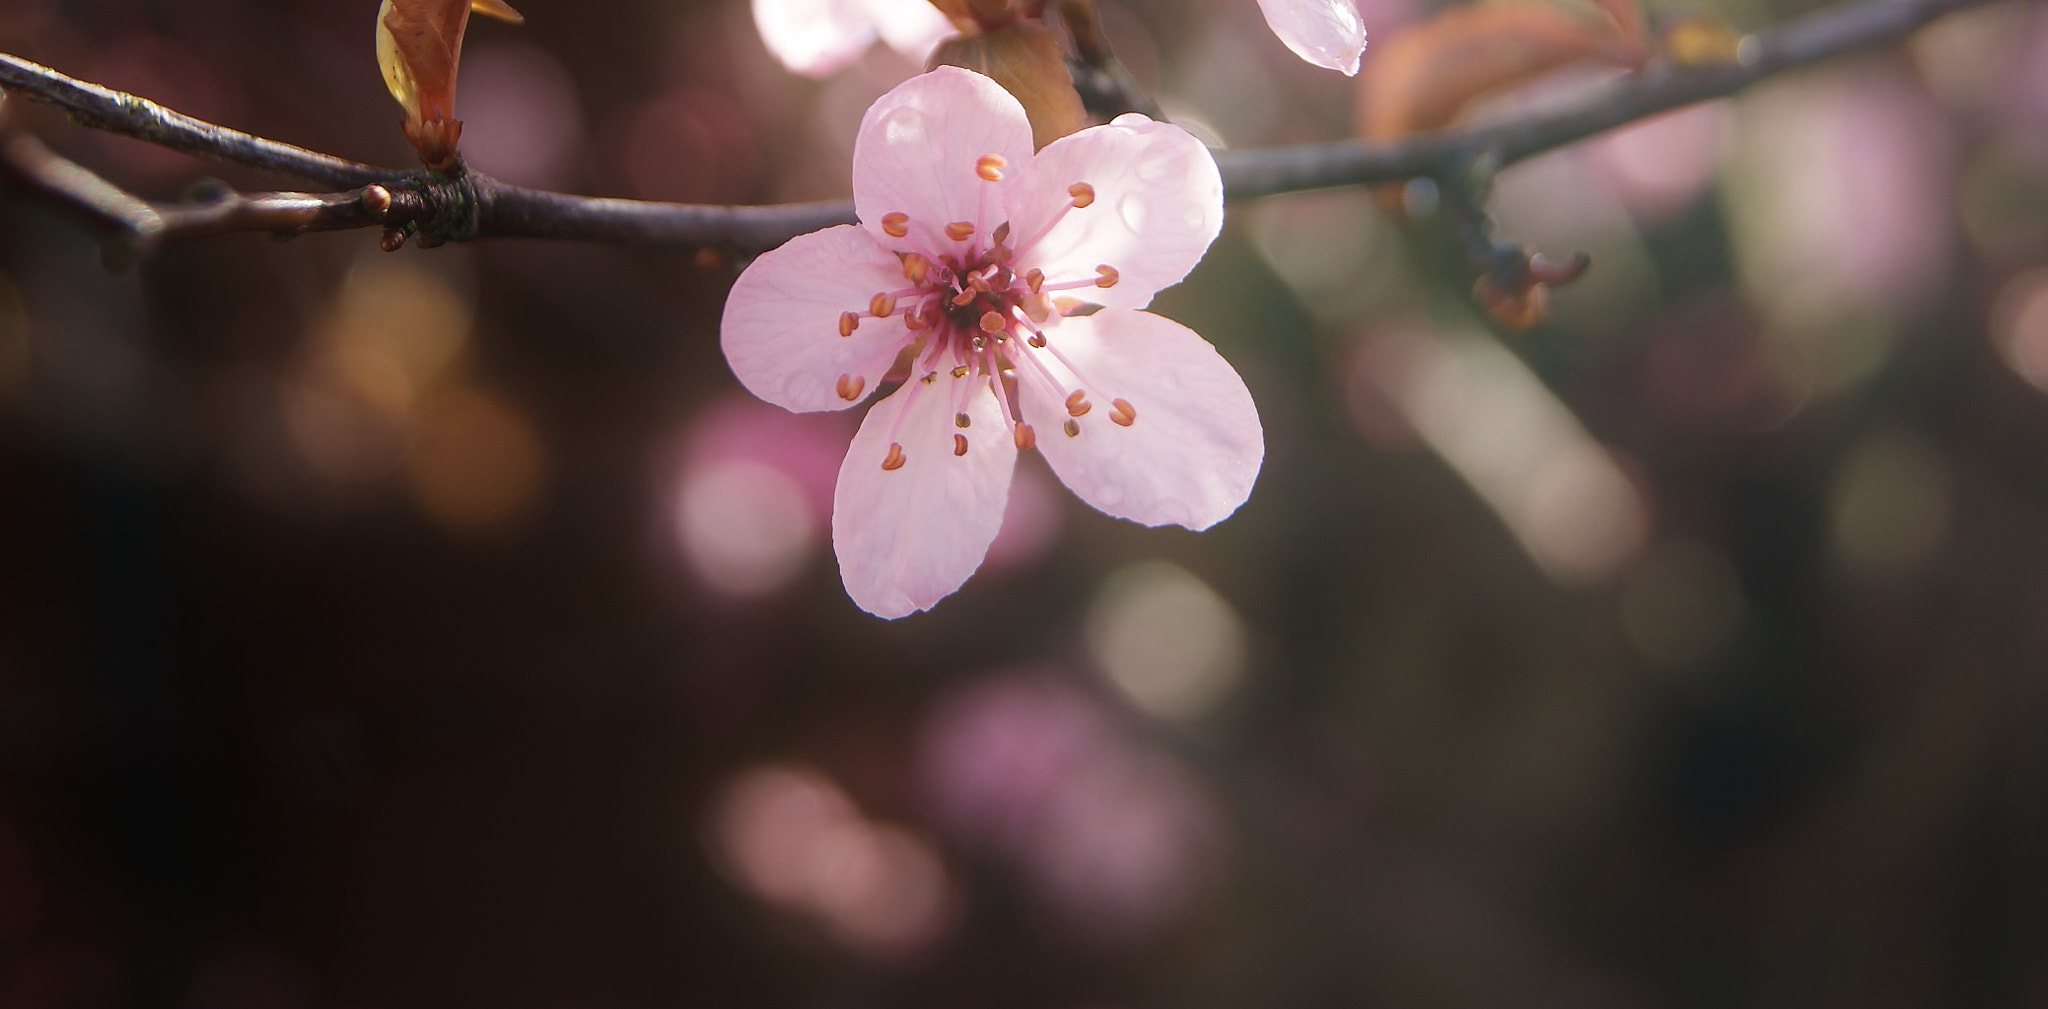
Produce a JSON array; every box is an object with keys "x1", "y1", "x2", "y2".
[{"x1": 836, "y1": 158, "x2": 1139, "y2": 472}]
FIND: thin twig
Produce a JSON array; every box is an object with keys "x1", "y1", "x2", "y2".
[{"x1": 0, "y1": 0, "x2": 2005, "y2": 255}]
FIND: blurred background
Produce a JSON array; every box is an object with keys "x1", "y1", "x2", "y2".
[{"x1": 3, "y1": 0, "x2": 2048, "y2": 1006}]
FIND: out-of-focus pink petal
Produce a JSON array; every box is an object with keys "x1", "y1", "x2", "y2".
[
  {"x1": 753, "y1": 0, "x2": 881, "y2": 77},
  {"x1": 721, "y1": 225, "x2": 910, "y2": 413},
  {"x1": 869, "y1": 0, "x2": 955, "y2": 64},
  {"x1": 834, "y1": 374, "x2": 1017, "y2": 617},
  {"x1": 1011, "y1": 114, "x2": 1223, "y2": 311},
  {"x1": 1021, "y1": 311, "x2": 1262, "y2": 530},
  {"x1": 851, "y1": 67, "x2": 1035, "y2": 255},
  {"x1": 1256, "y1": 0, "x2": 1367, "y2": 75}
]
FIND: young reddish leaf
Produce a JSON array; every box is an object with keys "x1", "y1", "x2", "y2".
[
  {"x1": 1357, "y1": 0, "x2": 1645, "y2": 139},
  {"x1": 929, "y1": 22, "x2": 1088, "y2": 148},
  {"x1": 470, "y1": 0, "x2": 526, "y2": 23},
  {"x1": 925, "y1": 0, "x2": 1014, "y2": 33},
  {"x1": 377, "y1": 0, "x2": 524, "y2": 172},
  {"x1": 1661, "y1": 13, "x2": 1748, "y2": 66}
]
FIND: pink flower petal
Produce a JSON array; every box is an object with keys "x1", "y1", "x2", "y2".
[
  {"x1": 1255, "y1": 0, "x2": 1367, "y2": 75},
  {"x1": 1011, "y1": 114, "x2": 1223, "y2": 311},
  {"x1": 752, "y1": 0, "x2": 880, "y2": 77},
  {"x1": 721, "y1": 225, "x2": 912, "y2": 413},
  {"x1": 869, "y1": 0, "x2": 955, "y2": 64},
  {"x1": 834, "y1": 373, "x2": 1018, "y2": 617},
  {"x1": 1021, "y1": 311, "x2": 1262, "y2": 530},
  {"x1": 852, "y1": 67, "x2": 1035, "y2": 255}
]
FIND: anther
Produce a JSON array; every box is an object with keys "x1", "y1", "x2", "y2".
[
  {"x1": 906, "y1": 305, "x2": 932, "y2": 331},
  {"x1": 951, "y1": 365, "x2": 970, "y2": 379},
  {"x1": 992, "y1": 222, "x2": 1012, "y2": 246},
  {"x1": 971, "y1": 335, "x2": 987, "y2": 350},
  {"x1": 882, "y1": 443, "x2": 907, "y2": 471},
  {"x1": 1068, "y1": 182, "x2": 1095, "y2": 208},
  {"x1": 1110, "y1": 398, "x2": 1136, "y2": 426},
  {"x1": 1014, "y1": 423, "x2": 1037, "y2": 450},
  {"x1": 979, "y1": 311, "x2": 1007, "y2": 333},
  {"x1": 975, "y1": 154, "x2": 1007, "y2": 182},
  {"x1": 920, "y1": 370, "x2": 938, "y2": 385},
  {"x1": 869, "y1": 293, "x2": 896, "y2": 317},
  {"x1": 1029, "y1": 333, "x2": 1047, "y2": 348},
  {"x1": 955, "y1": 412, "x2": 971, "y2": 428},
  {"x1": 1064, "y1": 419, "x2": 1081, "y2": 438},
  {"x1": 1025, "y1": 268, "x2": 1045, "y2": 293},
  {"x1": 1024, "y1": 295, "x2": 1052, "y2": 325},
  {"x1": 836, "y1": 373, "x2": 866, "y2": 401},
  {"x1": 1095, "y1": 265, "x2": 1120, "y2": 288},
  {"x1": 881, "y1": 212, "x2": 910, "y2": 238},
  {"x1": 838, "y1": 311, "x2": 859, "y2": 337},
  {"x1": 945, "y1": 221, "x2": 975, "y2": 242},
  {"x1": 901, "y1": 252, "x2": 930, "y2": 283},
  {"x1": 953, "y1": 288, "x2": 978, "y2": 307},
  {"x1": 1065, "y1": 390, "x2": 1092, "y2": 417},
  {"x1": 954, "y1": 434, "x2": 970, "y2": 456}
]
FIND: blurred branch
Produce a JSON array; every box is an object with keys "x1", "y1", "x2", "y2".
[
  {"x1": 0, "y1": 131, "x2": 378, "y2": 262},
  {"x1": 1216, "y1": 0, "x2": 1998, "y2": 198},
  {"x1": 0, "y1": 0, "x2": 2004, "y2": 256}
]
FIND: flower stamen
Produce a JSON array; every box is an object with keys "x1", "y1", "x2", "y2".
[
  {"x1": 1014, "y1": 423, "x2": 1036, "y2": 450},
  {"x1": 836, "y1": 373, "x2": 866, "y2": 401},
  {"x1": 954, "y1": 433, "x2": 969, "y2": 456},
  {"x1": 1095, "y1": 265, "x2": 1120, "y2": 288},
  {"x1": 955, "y1": 412, "x2": 971, "y2": 428},
  {"x1": 870, "y1": 293, "x2": 897, "y2": 317},
  {"x1": 1068, "y1": 182, "x2": 1095, "y2": 208},
  {"x1": 1110, "y1": 398, "x2": 1137, "y2": 426},
  {"x1": 882, "y1": 442, "x2": 907, "y2": 470},
  {"x1": 902, "y1": 253, "x2": 931, "y2": 283},
  {"x1": 975, "y1": 154, "x2": 1007, "y2": 182},
  {"x1": 881, "y1": 212, "x2": 910, "y2": 238},
  {"x1": 1064, "y1": 419, "x2": 1081, "y2": 437},
  {"x1": 839, "y1": 311, "x2": 859, "y2": 337},
  {"x1": 1065, "y1": 390, "x2": 1092, "y2": 417},
  {"x1": 945, "y1": 221, "x2": 975, "y2": 242}
]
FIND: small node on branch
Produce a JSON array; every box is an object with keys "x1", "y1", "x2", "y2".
[
  {"x1": 380, "y1": 227, "x2": 410, "y2": 252},
  {"x1": 1474, "y1": 249, "x2": 1591, "y2": 330}
]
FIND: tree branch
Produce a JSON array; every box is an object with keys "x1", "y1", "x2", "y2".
[
  {"x1": 0, "y1": 0, "x2": 2003, "y2": 255},
  {"x1": 0, "y1": 52, "x2": 391, "y2": 191},
  {"x1": 1212, "y1": 0, "x2": 2001, "y2": 198}
]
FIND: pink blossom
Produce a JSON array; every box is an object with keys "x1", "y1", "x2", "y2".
[
  {"x1": 1255, "y1": 0, "x2": 1368, "y2": 75},
  {"x1": 750, "y1": 0, "x2": 954, "y2": 77},
  {"x1": 720, "y1": 67, "x2": 1263, "y2": 618}
]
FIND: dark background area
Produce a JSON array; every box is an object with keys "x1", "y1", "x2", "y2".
[{"x1": 3, "y1": 0, "x2": 2048, "y2": 1006}]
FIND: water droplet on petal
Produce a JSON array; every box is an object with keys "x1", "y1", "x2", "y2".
[
  {"x1": 883, "y1": 108, "x2": 929, "y2": 148},
  {"x1": 1118, "y1": 192, "x2": 1150, "y2": 233}
]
